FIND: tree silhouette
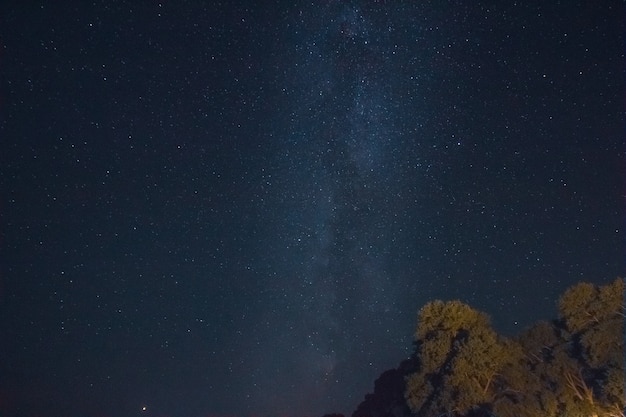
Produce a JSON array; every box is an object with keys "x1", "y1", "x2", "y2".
[{"x1": 352, "y1": 357, "x2": 416, "y2": 417}]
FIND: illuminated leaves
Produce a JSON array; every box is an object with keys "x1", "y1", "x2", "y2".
[
  {"x1": 404, "y1": 278, "x2": 624, "y2": 417},
  {"x1": 415, "y1": 300, "x2": 491, "y2": 341},
  {"x1": 406, "y1": 300, "x2": 513, "y2": 416},
  {"x1": 558, "y1": 278, "x2": 623, "y2": 334}
]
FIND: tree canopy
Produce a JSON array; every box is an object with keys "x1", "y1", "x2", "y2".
[
  {"x1": 350, "y1": 277, "x2": 624, "y2": 417},
  {"x1": 405, "y1": 300, "x2": 519, "y2": 416},
  {"x1": 401, "y1": 277, "x2": 624, "y2": 417}
]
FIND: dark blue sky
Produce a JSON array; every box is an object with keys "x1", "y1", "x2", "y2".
[{"x1": 0, "y1": 2, "x2": 624, "y2": 417}]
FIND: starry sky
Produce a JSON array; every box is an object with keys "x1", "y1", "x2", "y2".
[{"x1": 0, "y1": 2, "x2": 624, "y2": 417}]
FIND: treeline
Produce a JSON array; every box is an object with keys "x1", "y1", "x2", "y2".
[{"x1": 328, "y1": 277, "x2": 624, "y2": 417}]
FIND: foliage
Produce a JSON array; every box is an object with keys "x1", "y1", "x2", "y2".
[
  {"x1": 405, "y1": 300, "x2": 515, "y2": 416},
  {"x1": 557, "y1": 277, "x2": 625, "y2": 416},
  {"x1": 402, "y1": 277, "x2": 624, "y2": 417},
  {"x1": 341, "y1": 278, "x2": 623, "y2": 417}
]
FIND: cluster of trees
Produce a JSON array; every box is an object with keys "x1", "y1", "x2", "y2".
[{"x1": 331, "y1": 277, "x2": 624, "y2": 417}]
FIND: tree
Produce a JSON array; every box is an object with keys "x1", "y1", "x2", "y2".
[
  {"x1": 557, "y1": 277, "x2": 625, "y2": 416},
  {"x1": 493, "y1": 320, "x2": 563, "y2": 417},
  {"x1": 496, "y1": 277, "x2": 625, "y2": 417},
  {"x1": 402, "y1": 278, "x2": 624, "y2": 417},
  {"x1": 404, "y1": 300, "x2": 517, "y2": 416},
  {"x1": 352, "y1": 357, "x2": 416, "y2": 417}
]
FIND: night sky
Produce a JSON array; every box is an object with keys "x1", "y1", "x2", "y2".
[{"x1": 0, "y1": 2, "x2": 624, "y2": 417}]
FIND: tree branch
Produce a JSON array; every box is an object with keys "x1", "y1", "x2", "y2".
[{"x1": 564, "y1": 368, "x2": 594, "y2": 405}]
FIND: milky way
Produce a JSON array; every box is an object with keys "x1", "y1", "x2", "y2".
[
  {"x1": 245, "y1": 4, "x2": 413, "y2": 413},
  {"x1": 0, "y1": 2, "x2": 623, "y2": 417}
]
